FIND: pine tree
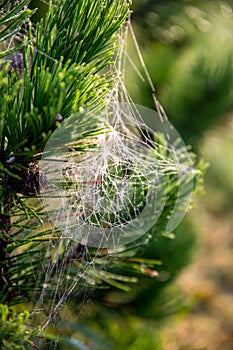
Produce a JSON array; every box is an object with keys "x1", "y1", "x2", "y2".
[{"x1": 0, "y1": 1, "x2": 203, "y2": 349}]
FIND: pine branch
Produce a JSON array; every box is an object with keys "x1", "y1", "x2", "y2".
[
  {"x1": 0, "y1": 1, "x2": 204, "y2": 348},
  {"x1": 0, "y1": 0, "x2": 132, "y2": 313},
  {"x1": 35, "y1": 0, "x2": 130, "y2": 69},
  {"x1": 0, "y1": 1, "x2": 34, "y2": 57}
]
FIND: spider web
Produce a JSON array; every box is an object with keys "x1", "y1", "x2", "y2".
[
  {"x1": 35, "y1": 18, "x2": 197, "y2": 331},
  {"x1": 0, "y1": 2, "x2": 198, "y2": 338}
]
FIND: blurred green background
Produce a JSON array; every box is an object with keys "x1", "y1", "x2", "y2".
[{"x1": 30, "y1": 1, "x2": 233, "y2": 349}]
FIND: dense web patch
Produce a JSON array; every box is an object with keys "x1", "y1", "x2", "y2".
[{"x1": 40, "y1": 103, "x2": 169, "y2": 249}]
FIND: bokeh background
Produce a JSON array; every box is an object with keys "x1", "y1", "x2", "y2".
[
  {"x1": 29, "y1": 1, "x2": 233, "y2": 349},
  {"x1": 124, "y1": 1, "x2": 233, "y2": 349}
]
